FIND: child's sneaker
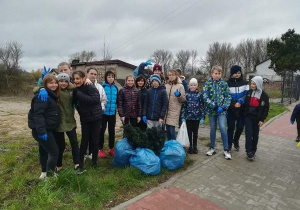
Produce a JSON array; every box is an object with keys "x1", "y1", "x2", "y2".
[
  {"x1": 108, "y1": 149, "x2": 115, "y2": 157},
  {"x1": 193, "y1": 147, "x2": 198, "y2": 154},
  {"x1": 98, "y1": 149, "x2": 107, "y2": 158},
  {"x1": 247, "y1": 152, "x2": 255, "y2": 161},
  {"x1": 188, "y1": 147, "x2": 193, "y2": 154},
  {"x1": 296, "y1": 136, "x2": 300, "y2": 142},
  {"x1": 206, "y1": 148, "x2": 216, "y2": 156},
  {"x1": 39, "y1": 172, "x2": 47, "y2": 180},
  {"x1": 224, "y1": 151, "x2": 232, "y2": 160}
]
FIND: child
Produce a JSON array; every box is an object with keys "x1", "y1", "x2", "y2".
[
  {"x1": 291, "y1": 103, "x2": 300, "y2": 142},
  {"x1": 28, "y1": 74, "x2": 61, "y2": 179},
  {"x1": 142, "y1": 74, "x2": 168, "y2": 129},
  {"x1": 86, "y1": 67, "x2": 107, "y2": 111},
  {"x1": 203, "y1": 65, "x2": 232, "y2": 159},
  {"x1": 53, "y1": 73, "x2": 80, "y2": 172},
  {"x1": 181, "y1": 78, "x2": 205, "y2": 154},
  {"x1": 118, "y1": 75, "x2": 142, "y2": 126},
  {"x1": 244, "y1": 76, "x2": 269, "y2": 160},
  {"x1": 227, "y1": 65, "x2": 249, "y2": 151},
  {"x1": 175, "y1": 69, "x2": 189, "y2": 93},
  {"x1": 165, "y1": 69, "x2": 186, "y2": 140},
  {"x1": 153, "y1": 64, "x2": 166, "y2": 86},
  {"x1": 72, "y1": 70, "x2": 102, "y2": 171},
  {"x1": 58, "y1": 62, "x2": 72, "y2": 76},
  {"x1": 98, "y1": 70, "x2": 118, "y2": 158},
  {"x1": 135, "y1": 75, "x2": 148, "y2": 130}
]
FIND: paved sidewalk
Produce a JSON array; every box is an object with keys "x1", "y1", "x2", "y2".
[{"x1": 113, "y1": 103, "x2": 300, "y2": 210}]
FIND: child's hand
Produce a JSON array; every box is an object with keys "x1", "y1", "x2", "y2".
[
  {"x1": 291, "y1": 120, "x2": 295, "y2": 125},
  {"x1": 174, "y1": 89, "x2": 181, "y2": 97},
  {"x1": 199, "y1": 118, "x2": 204, "y2": 125},
  {"x1": 41, "y1": 66, "x2": 51, "y2": 79},
  {"x1": 181, "y1": 118, "x2": 185, "y2": 123},
  {"x1": 142, "y1": 116, "x2": 147, "y2": 123},
  {"x1": 38, "y1": 89, "x2": 48, "y2": 102},
  {"x1": 258, "y1": 121, "x2": 264, "y2": 127},
  {"x1": 137, "y1": 117, "x2": 141, "y2": 123},
  {"x1": 159, "y1": 118, "x2": 164, "y2": 123},
  {"x1": 120, "y1": 117, "x2": 125, "y2": 124},
  {"x1": 38, "y1": 133, "x2": 48, "y2": 141},
  {"x1": 217, "y1": 107, "x2": 223, "y2": 114},
  {"x1": 84, "y1": 78, "x2": 92, "y2": 85}
]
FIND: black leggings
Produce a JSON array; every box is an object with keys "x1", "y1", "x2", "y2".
[
  {"x1": 32, "y1": 129, "x2": 58, "y2": 173},
  {"x1": 186, "y1": 120, "x2": 200, "y2": 147},
  {"x1": 54, "y1": 127, "x2": 79, "y2": 167},
  {"x1": 297, "y1": 117, "x2": 300, "y2": 137},
  {"x1": 80, "y1": 120, "x2": 101, "y2": 167},
  {"x1": 99, "y1": 115, "x2": 116, "y2": 150}
]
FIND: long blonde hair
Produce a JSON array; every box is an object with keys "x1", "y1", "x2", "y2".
[{"x1": 167, "y1": 69, "x2": 179, "y2": 84}]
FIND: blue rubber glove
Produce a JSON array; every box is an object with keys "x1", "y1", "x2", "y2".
[
  {"x1": 174, "y1": 89, "x2": 181, "y2": 97},
  {"x1": 41, "y1": 66, "x2": 51, "y2": 80},
  {"x1": 142, "y1": 116, "x2": 147, "y2": 124},
  {"x1": 238, "y1": 98, "x2": 244, "y2": 105},
  {"x1": 217, "y1": 107, "x2": 223, "y2": 114},
  {"x1": 291, "y1": 120, "x2": 295, "y2": 125},
  {"x1": 38, "y1": 133, "x2": 48, "y2": 141},
  {"x1": 38, "y1": 89, "x2": 49, "y2": 102},
  {"x1": 199, "y1": 118, "x2": 204, "y2": 125},
  {"x1": 144, "y1": 59, "x2": 152, "y2": 66},
  {"x1": 182, "y1": 118, "x2": 185, "y2": 123}
]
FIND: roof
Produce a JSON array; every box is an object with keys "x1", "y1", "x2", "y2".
[{"x1": 71, "y1": 59, "x2": 137, "y2": 70}]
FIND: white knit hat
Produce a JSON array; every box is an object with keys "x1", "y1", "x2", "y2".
[{"x1": 189, "y1": 78, "x2": 198, "y2": 85}]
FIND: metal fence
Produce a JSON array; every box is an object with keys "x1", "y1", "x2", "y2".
[{"x1": 281, "y1": 71, "x2": 300, "y2": 104}]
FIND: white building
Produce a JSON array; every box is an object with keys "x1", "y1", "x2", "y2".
[{"x1": 246, "y1": 59, "x2": 282, "y2": 83}]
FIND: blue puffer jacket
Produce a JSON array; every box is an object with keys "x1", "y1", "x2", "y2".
[
  {"x1": 102, "y1": 81, "x2": 118, "y2": 115},
  {"x1": 182, "y1": 91, "x2": 205, "y2": 120},
  {"x1": 143, "y1": 85, "x2": 168, "y2": 121},
  {"x1": 291, "y1": 103, "x2": 300, "y2": 122}
]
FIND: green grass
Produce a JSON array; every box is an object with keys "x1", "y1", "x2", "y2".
[
  {"x1": 267, "y1": 90, "x2": 282, "y2": 99},
  {"x1": 265, "y1": 102, "x2": 288, "y2": 122},
  {"x1": 0, "y1": 136, "x2": 193, "y2": 210}
]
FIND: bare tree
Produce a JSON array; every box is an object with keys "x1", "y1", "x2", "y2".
[
  {"x1": 151, "y1": 49, "x2": 173, "y2": 75},
  {"x1": 190, "y1": 49, "x2": 198, "y2": 75},
  {"x1": 0, "y1": 41, "x2": 23, "y2": 89},
  {"x1": 175, "y1": 50, "x2": 191, "y2": 75},
  {"x1": 100, "y1": 38, "x2": 113, "y2": 71},
  {"x1": 69, "y1": 50, "x2": 96, "y2": 63},
  {"x1": 204, "y1": 42, "x2": 234, "y2": 77}
]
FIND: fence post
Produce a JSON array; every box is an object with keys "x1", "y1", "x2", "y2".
[{"x1": 281, "y1": 71, "x2": 285, "y2": 104}]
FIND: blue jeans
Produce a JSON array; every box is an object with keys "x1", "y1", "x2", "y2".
[
  {"x1": 209, "y1": 115, "x2": 229, "y2": 150},
  {"x1": 166, "y1": 125, "x2": 176, "y2": 140}
]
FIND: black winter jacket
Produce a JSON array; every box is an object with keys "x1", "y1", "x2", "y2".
[
  {"x1": 28, "y1": 90, "x2": 61, "y2": 135},
  {"x1": 143, "y1": 85, "x2": 168, "y2": 120},
  {"x1": 244, "y1": 90, "x2": 269, "y2": 122},
  {"x1": 73, "y1": 85, "x2": 102, "y2": 123}
]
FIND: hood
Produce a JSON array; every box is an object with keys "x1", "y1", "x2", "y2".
[{"x1": 251, "y1": 76, "x2": 263, "y2": 93}]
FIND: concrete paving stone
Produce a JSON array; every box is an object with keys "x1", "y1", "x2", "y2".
[
  {"x1": 264, "y1": 205, "x2": 277, "y2": 210},
  {"x1": 269, "y1": 196, "x2": 287, "y2": 207},
  {"x1": 258, "y1": 197, "x2": 278, "y2": 209},
  {"x1": 246, "y1": 199, "x2": 266, "y2": 209},
  {"x1": 270, "y1": 183, "x2": 287, "y2": 191},
  {"x1": 243, "y1": 192, "x2": 261, "y2": 202}
]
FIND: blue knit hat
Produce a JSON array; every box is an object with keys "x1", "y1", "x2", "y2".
[{"x1": 150, "y1": 74, "x2": 161, "y2": 85}]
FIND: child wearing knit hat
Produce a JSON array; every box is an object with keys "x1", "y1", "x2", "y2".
[
  {"x1": 181, "y1": 78, "x2": 205, "y2": 154},
  {"x1": 226, "y1": 65, "x2": 249, "y2": 151},
  {"x1": 142, "y1": 74, "x2": 168, "y2": 129}
]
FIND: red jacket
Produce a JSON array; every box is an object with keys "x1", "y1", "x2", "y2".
[{"x1": 117, "y1": 85, "x2": 141, "y2": 118}]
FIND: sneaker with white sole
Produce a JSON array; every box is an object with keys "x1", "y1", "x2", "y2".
[
  {"x1": 206, "y1": 148, "x2": 215, "y2": 156},
  {"x1": 39, "y1": 172, "x2": 47, "y2": 180},
  {"x1": 224, "y1": 150, "x2": 232, "y2": 159}
]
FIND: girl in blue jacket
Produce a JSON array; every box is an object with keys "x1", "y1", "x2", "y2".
[{"x1": 98, "y1": 70, "x2": 118, "y2": 158}]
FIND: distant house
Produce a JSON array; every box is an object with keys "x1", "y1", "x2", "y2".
[
  {"x1": 246, "y1": 59, "x2": 282, "y2": 83},
  {"x1": 71, "y1": 59, "x2": 137, "y2": 85}
]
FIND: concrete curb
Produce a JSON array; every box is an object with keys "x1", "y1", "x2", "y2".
[{"x1": 111, "y1": 151, "x2": 223, "y2": 210}]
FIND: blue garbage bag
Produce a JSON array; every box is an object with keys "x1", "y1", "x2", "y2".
[
  {"x1": 129, "y1": 148, "x2": 161, "y2": 175},
  {"x1": 159, "y1": 140, "x2": 186, "y2": 170},
  {"x1": 113, "y1": 138, "x2": 135, "y2": 167},
  {"x1": 133, "y1": 66, "x2": 139, "y2": 78}
]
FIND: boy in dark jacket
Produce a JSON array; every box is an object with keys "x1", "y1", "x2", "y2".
[
  {"x1": 244, "y1": 76, "x2": 269, "y2": 160},
  {"x1": 142, "y1": 74, "x2": 168, "y2": 128},
  {"x1": 290, "y1": 103, "x2": 300, "y2": 142},
  {"x1": 227, "y1": 65, "x2": 249, "y2": 151}
]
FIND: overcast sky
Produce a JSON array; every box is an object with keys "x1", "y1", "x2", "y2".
[{"x1": 1, "y1": 0, "x2": 300, "y2": 71}]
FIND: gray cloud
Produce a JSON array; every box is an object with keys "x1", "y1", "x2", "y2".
[{"x1": 1, "y1": 0, "x2": 299, "y2": 71}]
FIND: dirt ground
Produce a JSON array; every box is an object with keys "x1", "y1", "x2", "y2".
[{"x1": 0, "y1": 96, "x2": 123, "y2": 142}]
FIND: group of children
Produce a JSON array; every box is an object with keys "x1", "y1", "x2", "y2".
[{"x1": 28, "y1": 61, "x2": 270, "y2": 179}]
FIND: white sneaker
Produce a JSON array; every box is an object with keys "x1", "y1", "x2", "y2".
[
  {"x1": 39, "y1": 172, "x2": 47, "y2": 180},
  {"x1": 224, "y1": 151, "x2": 232, "y2": 160},
  {"x1": 84, "y1": 154, "x2": 92, "y2": 160},
  {"x1": 206, "y1": 148, "x2": 215, "y2": 156}
]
